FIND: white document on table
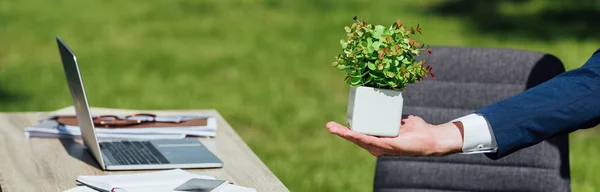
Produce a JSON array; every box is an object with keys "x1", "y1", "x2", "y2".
[{"x1": 64, "y1": 169, "x2": 256, "y2": 192}]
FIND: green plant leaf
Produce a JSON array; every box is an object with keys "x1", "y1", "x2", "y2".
[
  {"x1": 412, "y1": 49, "x2": 419, "y2": 55},
  {"x1": 369, "y1": 72, "x2": 381, "y2": 79},
  {"x1": 365, "y1": 75, "x2": 374, "y2": 84},
  {"x1": 387, "y1": 80, "x2": 396, "y2": 87},
  {"x1": 402, "y1": 58, "x2": 410, "y2": 64},
  {"x1": 340, "y1": 40, "x2": 347, "y2": 49},
  {"x1": 367, "y1": 52, "x2": 377, "y2": 59},
  {"x1": 372, "y1": 41, "x2": 381, "y2": 50},
  {"x1": 344, "y1": 26, "x2": 351, "y2": 33},
  {"x1": 360, "y1": 70, "x2": 369, "y2": 77},
  {"x1": 356, "y1": 30, "x2": 364, "y2": 36},
  {"x1": 358, "y1": 61, "x2": 367, "y2": 68},
  {"x1": 396, "y1": 75, "x2": 404, "y2": 81},
  {"x1": 385, "y1": 71, "x2": 395, "y2": 78},
  {"x1": 350, "y1": 76, "x2": 362, "y2": 85},
  {"x1": 373, "y1": 25, "x2": 385, "y2": 38},
  {"x1": 367, "y1": 62, "x2": 376, "y2": 70}
]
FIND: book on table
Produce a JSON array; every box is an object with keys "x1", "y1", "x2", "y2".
[
  {"x1": 63, "y1": 169, "x2": 256, "y2": 192},
  {"x1": 24, "y1": 114, "x2": 217, "y2": 140}
]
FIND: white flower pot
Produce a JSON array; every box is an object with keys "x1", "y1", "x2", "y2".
[{"x1": 346, "y1": 86, "x2": 403, "y2": 137}]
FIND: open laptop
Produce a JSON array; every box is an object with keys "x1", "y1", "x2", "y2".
[{"x1": 55, "y1": 36, "x2": 223, "y2": 170}]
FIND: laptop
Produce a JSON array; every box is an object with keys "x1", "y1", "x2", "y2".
[{"x1": 55, "y1": 36, "x2": 223, "y2": 170}]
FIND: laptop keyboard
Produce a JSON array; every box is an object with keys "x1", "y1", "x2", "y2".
[{"x1": 99, "y1": 141, "x2": 170, "y2": 165}]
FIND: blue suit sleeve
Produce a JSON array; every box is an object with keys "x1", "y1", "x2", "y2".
[{"x1": 476, "y1": 48, "x2": 600, "y2": 160}]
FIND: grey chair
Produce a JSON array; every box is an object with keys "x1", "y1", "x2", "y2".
[{"x1": 373, "y1": 46, "x2": 571, "y2": 192}]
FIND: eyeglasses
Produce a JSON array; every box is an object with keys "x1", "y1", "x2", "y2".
[{"x1": 93, "y1": 113, "x2": 157, "y2": 127}]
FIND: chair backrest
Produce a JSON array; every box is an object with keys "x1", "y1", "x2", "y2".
[{"x1": 373, "y1": 46, "x2": 571, "y2": 192}]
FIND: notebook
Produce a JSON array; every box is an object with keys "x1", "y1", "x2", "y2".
[
  {"x1": 25, "y1": 114, "x2": 217, "y2": 140},
  {"x1": 64, "y1": 169, "x2": 256, "y2": 192}
]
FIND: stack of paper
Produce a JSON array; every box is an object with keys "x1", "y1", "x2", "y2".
[
  {"x1": 25, "y1": 115, "x2": 217, "y2": 140},
  {"x1": 64, "y1": 169, "x2": 256, "y2": 192}
]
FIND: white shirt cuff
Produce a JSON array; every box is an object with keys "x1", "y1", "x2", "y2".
[{"x1": 451, "y1": 113, "x2": 498, "y2": 154}]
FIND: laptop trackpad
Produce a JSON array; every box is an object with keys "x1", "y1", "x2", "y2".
[{"x1": 150, "y1": 139, "x2": 222, "y2": 164}]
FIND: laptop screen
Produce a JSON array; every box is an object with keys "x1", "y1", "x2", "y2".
[{"x1": 56, "y1": 36, "x2": 106, "y2": 168}]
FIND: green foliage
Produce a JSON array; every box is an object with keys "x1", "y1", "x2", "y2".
[{"x1": 332, "y1": 17, "x2": 434, "y2": 90}]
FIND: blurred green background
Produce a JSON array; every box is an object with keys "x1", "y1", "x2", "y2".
[{"x1": 1, "y1": 0, "x2": 599, "y2": 191}]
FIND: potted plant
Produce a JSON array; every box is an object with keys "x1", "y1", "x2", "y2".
[{"x1": 332, "y1": 16, "x2": 433, "y2": 137}]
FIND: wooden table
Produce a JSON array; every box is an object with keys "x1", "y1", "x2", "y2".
[{"x1": 0, "y1": 106, "x2": 289, "y2": 192}]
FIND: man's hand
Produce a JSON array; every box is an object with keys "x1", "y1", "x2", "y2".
[{"x1": 326, "y1": 115, "x2": 464, "y2": 157}]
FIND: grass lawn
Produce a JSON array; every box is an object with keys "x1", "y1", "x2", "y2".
[{"x1": 1, "y1": 0, "x2": 598, "y2": 191}]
